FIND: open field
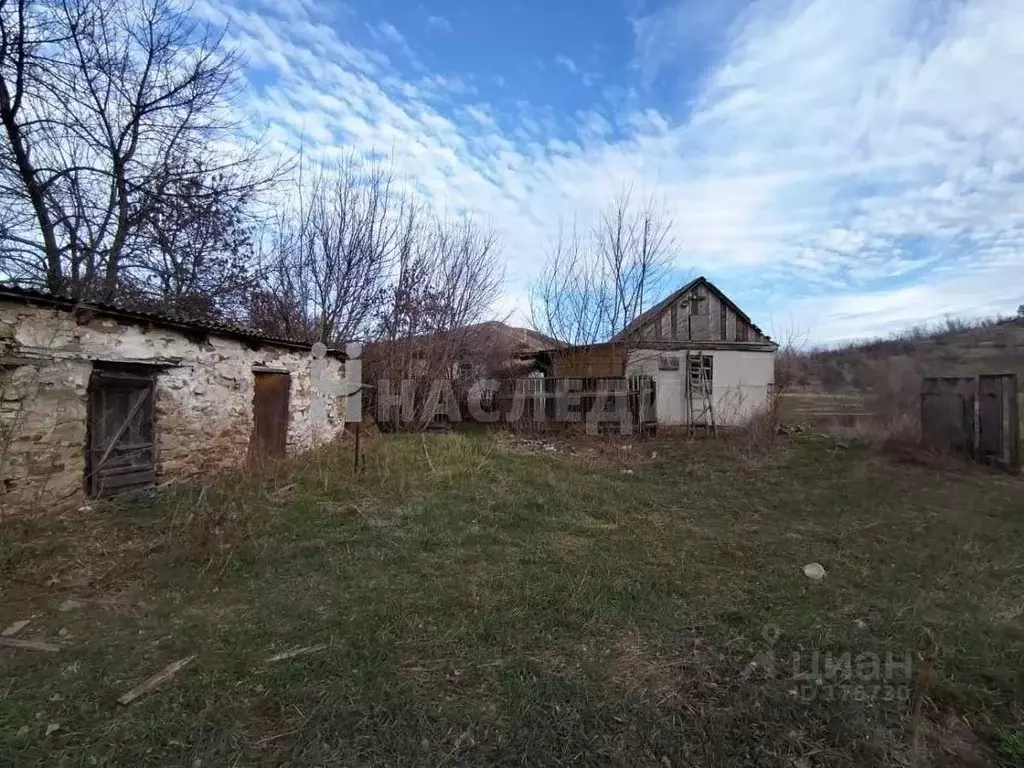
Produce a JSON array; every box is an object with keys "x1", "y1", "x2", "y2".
[
  {"x1": 1, "y1": 433, "x2": 1023, "y2": 766},
  {"x1": 778, "y1": 391, "x2": 873, "y2": 425},
  {"x1": 779, "y1": 317, "x2": 1024, "y2": 440}
]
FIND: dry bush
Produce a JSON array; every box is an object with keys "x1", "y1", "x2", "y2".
[
  {"x1": 860, "y1": 356, "x2": 922, "y2": 441},
  {"x1": 742, "y1": 400, "x2": 781, "y2": 450},
  {"x1": 814, "y1": 354, "x2": 922, "y2": 444},
  {"x1": 775, "y1": 316, "x2": 1024, "y2": 444},
  {"x1": 810, "y1": 313, "x2": 1020, "y2": 361}
]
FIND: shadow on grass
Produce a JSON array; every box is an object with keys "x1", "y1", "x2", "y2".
[{"x1": 1, "y1": 432, "x2": 1022, "y2": 766}]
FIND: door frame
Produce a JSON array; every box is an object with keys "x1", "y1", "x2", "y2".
[
  {"x1": 251, "y1": 369, "x2": 292, "y2": 460},
  {"x1": 86, "y1": 364, "x2": 158, "y2": 496}
]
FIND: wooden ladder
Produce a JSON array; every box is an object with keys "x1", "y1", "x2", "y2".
[{"x1": 686, "y1": 352, "x2": 717, "y2": 437}]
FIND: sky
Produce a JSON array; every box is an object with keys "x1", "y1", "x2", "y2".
[{"x1": 194, "y1": 0, "x2": 1024, "y2": 344}]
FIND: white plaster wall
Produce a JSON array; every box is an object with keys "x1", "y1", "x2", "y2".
[
  {"x1": 0, "y1": 304, "x2": 359, "y2": 516},
  {"x1": 626, "y1": 348, "x2": 775, "y2": 427}
]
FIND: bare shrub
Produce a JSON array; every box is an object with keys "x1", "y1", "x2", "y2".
[
  {"x1": 860, "y1": 356, "x2": 921, "y2": 441},
  {"x1": 366, "y1": 209, "x2": 504, "y2": 431},
  {"x1": 783, "y1": 312, "x2": 1024, "y2": 443}
]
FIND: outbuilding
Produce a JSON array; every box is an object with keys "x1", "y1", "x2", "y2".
[
  {"x1": 0, "y1": 287, "x2": 361, "y2": 516},
  {"x1": 536, "y1": 277, "x2": 777, "y2": 428}
]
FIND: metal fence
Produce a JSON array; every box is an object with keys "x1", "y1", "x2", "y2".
[
  {"x1": 461, "y1": 376, "x2": 657, "y2": 434},
  {"x1": 921, "y1": 373, "x2": 1020, "y2": 472}
]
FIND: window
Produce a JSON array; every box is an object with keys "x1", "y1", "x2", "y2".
[
  {"x1": 87, "y1": 366, "x2": 156, "y2": 496},
  {"x1": 689, "y1": 294, "x2": 708, "y2": 316},
  {"x1": 658, "y1": 355, "x2": 679, "y2": 371},
  {"x1": 522, "y1": 377, "x2": 544, "y2": 394}
]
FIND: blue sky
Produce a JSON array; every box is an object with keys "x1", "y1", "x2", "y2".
[{"x1": 196, "y1": 0, "x2": 1024, "y2": 343}]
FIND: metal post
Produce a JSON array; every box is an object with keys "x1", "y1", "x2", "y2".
[{"x1": 354, "y1": 422, "x2": 361, "y2": 475}]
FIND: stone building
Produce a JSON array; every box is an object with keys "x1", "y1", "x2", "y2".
[{"x1": 0, "y1": 286, "x2": 362, "y2": 517}]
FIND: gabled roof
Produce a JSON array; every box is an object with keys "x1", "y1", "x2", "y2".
[
  {"x1": 610, "y1": 276, "x2": 773, "y2": 344},
  {"x1": 0, "y1": 284, "x2": 347, "y2": 357}
]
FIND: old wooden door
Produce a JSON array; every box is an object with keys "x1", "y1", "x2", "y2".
[
  {"x1": 87, "y1": 368, "x2": 156, "y2": 496},
  {"x1": 252, "y1": 372, "x2": 291, "y2": 459},
  {"x1": 920, "y1": 376, "x2": 976, "y2": 457},
  {"x1": 978, "y1": 374, "x2": 1020, "y2": 472}
]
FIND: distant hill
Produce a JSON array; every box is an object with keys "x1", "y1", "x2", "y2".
[
  {"x1": 786, "y1": 315, "x2": 1024, "y2": 391},
  {"x1": 461, "y1": 321, "x2": 563, "y2": 357},
  {"x1": 779, "y1": 314, "x2": 1024, "y2": 435}
]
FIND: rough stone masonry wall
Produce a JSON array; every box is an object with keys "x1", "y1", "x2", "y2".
[{"x1": 0, "y1": 303, "x2": 347, "y2": 519}]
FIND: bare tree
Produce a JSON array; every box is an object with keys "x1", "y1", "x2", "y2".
[
  {"x1": 368, "y1": 209, "x2": 504, "y2": 430},
  {"x1": 528, "y1": 218, "x2": 610, "y2": 346},
  {"x1": 530, "y1": 188, "x2": 674, "y2": 344},
  {"x1": 0, "y1": 0, "x2": 270, "y2": 302},
  {"x1": 132, "y1": 160, "x2": 259, "y2": 319},
  {"x1": 253, "y1": 154, "x2": 405, "y2": 344}
]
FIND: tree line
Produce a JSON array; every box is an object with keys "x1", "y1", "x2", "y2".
[{"x1": 0, "y1": 0, "x2": 675, "y2": 350}]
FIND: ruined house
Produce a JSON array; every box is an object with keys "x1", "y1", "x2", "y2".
[
  {"x1": 535, "y1": 277, "x2": 778, "y2": 427},
  {"x1": 365, "y1": 321, "x2": 560, "y2": 382},
  {"x1": 0, "y1": 287, "x2": 362, "y2": 516}
]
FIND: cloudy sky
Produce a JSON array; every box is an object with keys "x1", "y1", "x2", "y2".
[{"x1": 196, "y1": 0, "x2": 1024, "y2": 343}]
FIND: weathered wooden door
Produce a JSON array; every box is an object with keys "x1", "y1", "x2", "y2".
[
  {"x1": 978, "y1": 374, "x2": 1020, "y2": 472},
  {"x1": 87, "y1": 368, "x2": 156, "y2": 496},
  {"x1": 921, "y1": 377, "x2": 976, "y2": 457},
  {"x1": 252, "y1": 372, "x2": 290, "y2": 459}
]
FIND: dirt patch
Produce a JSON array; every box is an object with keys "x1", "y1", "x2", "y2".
[{"x1": 502, "y1": 433, "x2": 660, "y2": 469}]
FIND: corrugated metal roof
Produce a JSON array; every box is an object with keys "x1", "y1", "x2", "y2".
[{"x1": 0, "y1": 284, "x2": 345, "y2": 357}]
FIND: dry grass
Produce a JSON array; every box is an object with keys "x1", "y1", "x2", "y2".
[
  {"x1": 1, "y1": 432, "x2": 1023, "y2": 766},
  {"x1": 776, "y1": 319, "x2": 1024, "y2": 445},
  {"x1": 777, "y1": 314, "x2": 1024, "y2": 447}
]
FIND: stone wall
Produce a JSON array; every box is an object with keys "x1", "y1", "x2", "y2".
[{"x1": 0, "y1": 303, "x2": 351, "y2": 518}]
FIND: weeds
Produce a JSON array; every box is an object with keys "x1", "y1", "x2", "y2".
[
  {"x1": 992, "y1": 725, "x2": 1024, "y2": 765},
  {"x1": 1, "y1": 433, "x2": 1023, "y2": 766}
]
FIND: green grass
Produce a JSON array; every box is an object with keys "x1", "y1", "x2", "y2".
[{"x1": 1, "y1": 432, "x2": 1023, "y2": 766}]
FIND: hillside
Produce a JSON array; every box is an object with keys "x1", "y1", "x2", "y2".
[{"x1": 779, "y1": 315, "x2": 1024, "y2": 435}]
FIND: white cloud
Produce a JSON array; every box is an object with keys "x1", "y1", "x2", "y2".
[
  {"x1": 554, "y1": 54, "x2": 600, "y2": 87},
  {"x1": 427, "y1": 15, "x2": 453, "y2": 33},
  {"x1": 375, "y1": 21, "x2": 404, "y2": 45},
  {"x1": 368, "y1": 20, "x2": 420, "y2": 66},
  {"x1": 631, "y1": 0, "x2": 748, "y2": 86},
  {"x1": 782, "y1": 254, "x2": 1024, "y2": 342},
  {"x1": 554, "y1": 54, "x2": 579, "y2": 75},
  {"x1": 200, "y1": 0, "x2": 1024, "y2": 341}
]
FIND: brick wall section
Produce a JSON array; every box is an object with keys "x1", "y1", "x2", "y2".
[{"x1": 0, "y1": 304, "x2": 347, "y2": 518}]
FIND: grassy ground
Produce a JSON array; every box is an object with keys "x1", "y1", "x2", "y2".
[{"x1": 1, "y1": 432, "x2": 1023, "y2": 766}]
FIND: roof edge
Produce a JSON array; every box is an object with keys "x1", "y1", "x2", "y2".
[
  {"x1": 0, "y1": 285, "x2": 346, "y2": 358},
  {"x1": 535, "y1": 338, "x2": 779, "y2": 357}
]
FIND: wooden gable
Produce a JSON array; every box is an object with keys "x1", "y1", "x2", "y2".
[{"x1": 633, "y1": 280, "x2": 769, "y2": 345}]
